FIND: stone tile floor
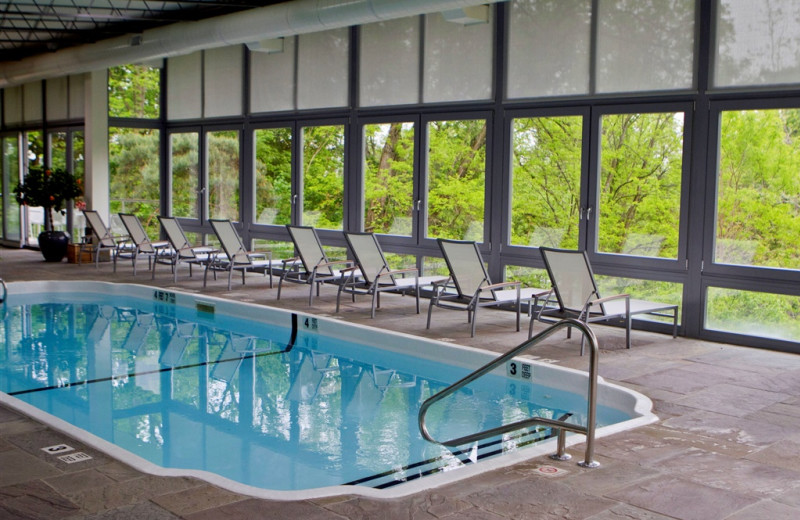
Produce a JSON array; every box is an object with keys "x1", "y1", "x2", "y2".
[{"x1": 1, "y1": 247, "x2": 799, "y2": 519}]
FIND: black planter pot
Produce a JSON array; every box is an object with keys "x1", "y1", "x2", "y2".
[{"x1": 38, "y1": 230, "x2": 70, "y2": 262}]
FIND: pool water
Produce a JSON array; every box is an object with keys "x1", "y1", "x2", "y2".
[{"x1": 0, "y1": 283, "x2": 643, "y2": 499}]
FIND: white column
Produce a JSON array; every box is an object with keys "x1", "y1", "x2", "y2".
[{"x1": 84, "y1": 69, "x2": 110, "y2": 222}]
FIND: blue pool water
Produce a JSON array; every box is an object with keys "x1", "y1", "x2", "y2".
[{"x1": 0, "y1": 283, "x2": 641, "y2": 498}]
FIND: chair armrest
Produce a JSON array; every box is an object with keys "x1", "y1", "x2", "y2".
[
  {"x1": 481, "y1": 280, "x2": 521, "y2": 292},
  {"x1": 316, "y1": 259, "x2": 353, "y2": 269},
  {"x1": 587, "y1": 293, "x2": 630, "y2": 307},
  {"x1": 376, "y1": 267, "x2": 418, "y2": 279}
]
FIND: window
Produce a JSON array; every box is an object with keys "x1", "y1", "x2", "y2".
[
  {"x1": 254, "y1": 127, "x2": 292, "y2": 226},
  {"x1": 108, "y1": 64, "x2": 160, "y2": 119},
  {"x1": 359, "y1": 17, "x2": 420, "y2": 107},
  {"x1": 426, "y1": 119, "x2": 487, "y2": 240},
  {"x1": 507, "y1": 0, "x2": 591, "y2": 99},
  {"x1": 363, "y1": 122, "x2": 415, "y2": 234},
  {"x1": 301, "y1": 125, "x2": 345, "y2": 229},
  {"x1": 596, "y1": 0, "x2": 695, "y2": 93},
  {"x1": 510, "y1": 115, "x2": 583, "y2": 249},
  {"x1": 706, "y1": 287, "x2": 800, "y2": 342},
  {"x1": 1, "y1": 136, "x2": 21, "y2": 241},
  {"x1": 170, "y1": 132, "x2": 199, "y2": 219},
  {"x1": 597, "y1": 112, "x2": 685, "y2": 259},
  {"x1": 207, "y1": 130, "x2": 240, "y2": 221},
  {"x1": 715, "y1": 0, "x2": 800, "y2": 87},
  {"x1": 715, "y1": 109, "x2": 800, "y2": 269},
  {"x1": 109, "y1": 128, "x2": 160, "y2": 235}
]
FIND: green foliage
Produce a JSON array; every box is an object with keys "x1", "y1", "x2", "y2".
[
  {"x1": 255, "y1": 128, "x2": 292, "y2": 225},
  {"x1": 108, "y1": 128, "x2": 160, "y2": 235},
  {"x1": 511, "y1": 116, "x2": 582, "y2": 248},
  {"x1": 364, "y1": 123, "x2": 415, "y2": 234},
  {"x1": 208, "y1": 131, "x2": 240, "y2": 220},
  {"x1": 13, "y1": 167, "x2": 82, "y2": 231},
  {"x1": 598, "y1": 113, "x2": 683, "y2": 258},
  {"x1": 170, "y1": 133, "x2": 199, "y2": 218},
  {"x1": 303, "y1": 125, "x2": 345, "y2": 229},
  {"x1": 717, "y1": 109, "x2": 800, "y2": 269},
  {"x1": 427, "y1": 120, "x2": 486, "y2": 239},
  {"x1": 108, "y1": 65, "x2": 160, "y2": 119}
]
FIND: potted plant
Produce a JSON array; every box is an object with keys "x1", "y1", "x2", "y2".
[{"x1": 14, "y1": 167, "x2": 82, "y2": 262}]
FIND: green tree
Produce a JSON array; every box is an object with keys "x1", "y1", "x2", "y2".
[{"x1": 108, "y1": 65, "x2": 160, "y2": 119}]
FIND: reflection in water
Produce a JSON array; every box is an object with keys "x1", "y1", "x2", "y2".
[{"x1": 0, "y1": 298, "x2": 602, "y2": 491}]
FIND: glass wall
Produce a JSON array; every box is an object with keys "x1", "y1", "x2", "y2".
[
  {"x1": 510, "y1": 115, "x2": 583, "y2": 249},
  {"x1": 597, "y1": 112, "x2": 685, "y2": 259},
  {"x1": 363, "y1": 122, "x2": 415, "y2": 235},
  {"x1": 109, "y1": 127, "x2": 160, "y2": 235},
  {"x1": 170, "y1": 132, "x2": 199, "y2": 219},
  {"x1": 426, "y1": 119, "x2": 487, "y2": 241},
  {"x1": 254, "y1": 127, "x2": 292, "y2": 226},
  {"x1": 301, "y1": 125, "x2": 345, "y2": 229},
  {"x1": 715, "y1": 109, "x2": 800, "y2": 269},
  {"x1": 1, "y1": 135, "x2": 21, "y2": 243},
  {"x1": 207, "y1": 130, "x2": 240, "y2": 221}
]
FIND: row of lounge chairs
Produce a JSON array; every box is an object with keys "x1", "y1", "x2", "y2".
[{"x1": 77, "y1": 210, "x2": 678, "y2": 347}]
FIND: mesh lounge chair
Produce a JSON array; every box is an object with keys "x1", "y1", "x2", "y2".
[
  {"x1": 118, "y1": 213, "x2": 171, "y2": 276},
  {"x1": 206, "y1": 219, "x2": 279, "y2": 290},
  {"x1": 537, "y1": 247, "x2": 679, "y2": 354},
  {"x1": 427, "y1": 239, "x2": 551, "y2": 337},
  {"x1": 277, "y1": 225, "x2": 354, "y2": 305},
  {"x1": 156, "y1": 216, "x2": 218, "y2": 283},
  {"x1": 337, "y1": 231, "x2": 447, "y2": 318},
  {"x1": 80, "y1": 210, "x2": 128, "y2": 270}
]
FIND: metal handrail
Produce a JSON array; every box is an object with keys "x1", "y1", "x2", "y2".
[
  {"x1": 418, "y1": 318, "x2": 601, "y2": 468},
  {"x1": 0, "y1": 278, "x2": 6, "y2": 303}
]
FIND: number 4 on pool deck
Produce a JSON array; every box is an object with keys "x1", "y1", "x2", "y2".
[
  {"x1": 303, "y1": 317, "x2": 318, "y2": 330},
  {"x1": 507, "y1": 361, "x2": 532, "y2": 380}
]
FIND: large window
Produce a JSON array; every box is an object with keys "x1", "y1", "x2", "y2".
[
  {"x1": 715, "y1": 109, "x2": 800, "y2": 269},
  {"x1": 715, "y1": 0, "x2": 800, "y2": 87},
  {"x1": 207, "y1": 130, "x2": 240, "y2": 221},
  {"x1": 301, "y1": 125, "x2": 345, "y2": 229},
  {"x1": 108, "y1": 64, "x2": 160, "y2": 119},
  {"x1": 1, "y1": 136, "x2": 21, "y2": 242},
  {"x1": 597, "y1": 112, "x2": 685, "y2": 259},
  {"x1": 254, "y1": 127, "x2": 292, "y2": 226},
  {"x1": 109, "y1": 128, "x2": 160, "y2": 235},
  {"x1": 510, "y1": 115, "x2": 583, "y2": 249},
  {"x1": 170, "y1": 132, "x2": 199, "y2": 219},
  {"x1": 426, "y1": 119, "x2": 487, "y2": 241},
  {"x1": 363, "y1": 122, "x2": 415, "y2": 235}
]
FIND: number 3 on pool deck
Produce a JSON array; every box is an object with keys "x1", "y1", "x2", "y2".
[{"x1": 508, "y1": 361, "x2": 518, "y2": 377}]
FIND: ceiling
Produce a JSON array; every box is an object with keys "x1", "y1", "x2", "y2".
[{"x1": 0, "y1": 0, "x2": 286, "y2": 64}]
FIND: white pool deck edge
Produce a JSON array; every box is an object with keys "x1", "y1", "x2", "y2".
[{"x1": 1, "y1": 281, "x2": 659, "y2": 501}]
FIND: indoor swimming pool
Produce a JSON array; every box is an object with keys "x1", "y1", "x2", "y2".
[{"x1": 0, "y1": 281, "x2": 656, "y2": 499}]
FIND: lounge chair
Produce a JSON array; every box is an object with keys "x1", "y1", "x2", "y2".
[
  {"x1": 277, "y1": 225, "x2": 354, "y2": 305},
  {"x1": 118, "y1": 213, "x2": 171, "y2": 276},
  {"x1": 206, "y1": 219, "x2": 279, "y2": 290},
  {"x1": 337, "y1": 231, "x2": 447, "y2": 317},
  {"x1": 156, "y1": 216, "x2": 218, "y2": 283},
  {"x1": 80, "y1": 210, "x2": 128, "y2": 270},
  {"x1": 427, "y1": 239, "x2": 551, "y2": 337},
  {"x1": 536, "y1": 247, "x2": 679, "y2": 354}
]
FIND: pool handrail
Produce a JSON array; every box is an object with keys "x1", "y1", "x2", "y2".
[
  {"x1": 418, "y1": 318, "x2": 600, "y2": 468},
  {"x1": 0, "y1": 278, "x2": 6, "y2": 303}
]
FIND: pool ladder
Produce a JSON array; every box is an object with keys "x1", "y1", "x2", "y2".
[
  {"x1": 418, "y1": 318, "x2": 601, "y2": 468},
  {"x1": 0, "y1": 278, "x2": 6, "y2": 303}
]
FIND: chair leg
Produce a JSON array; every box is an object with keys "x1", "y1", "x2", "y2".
[
  {"x1": 426, "y1": 293, "x2": 437, "y2": 330},
  {"x1": 371, "y1": 289, "x2": 379, "y2": 319},
  {"x1": 626, "y1": 313, "x2": 632, "y2": 349},
  {"x1": 470, "y1": 305, "x2": 478, "y2": 337}
]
